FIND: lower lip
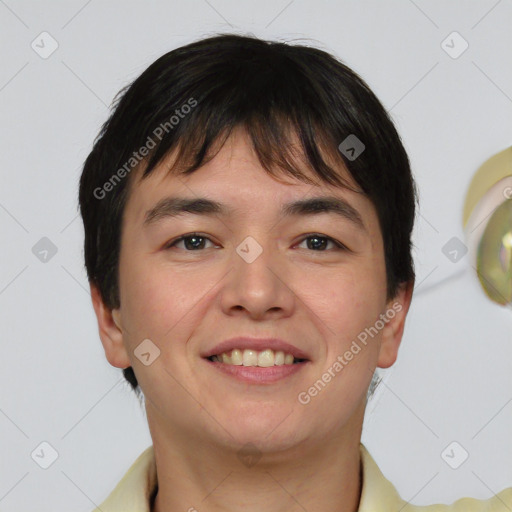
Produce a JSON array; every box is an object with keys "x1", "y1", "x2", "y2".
[{"x1": 203, "y1": 358, "x2": 309, "y2": 383}]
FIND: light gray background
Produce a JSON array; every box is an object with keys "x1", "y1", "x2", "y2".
[{"x1": 1, "y1": 1, "x2": 511, "y2": 511}]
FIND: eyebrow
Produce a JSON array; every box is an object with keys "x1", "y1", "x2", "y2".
[{"x1": 143, "y1": 195, "x2": 366, "y2": 232}]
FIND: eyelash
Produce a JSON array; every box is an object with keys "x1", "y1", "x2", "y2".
[{"x1": 165, "y1": 232, "x2": 348, "y2": 252}]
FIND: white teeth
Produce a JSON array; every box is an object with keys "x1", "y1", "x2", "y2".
[
  {"x1": 274, "y1": 350, "x2": 285, "y2": 365},
  {"x1": 211, "y1": 348, "x2": 301, "y2": 367},
  {"x1": 231, "y1": 349, "x2": 243, "y2": 365},
  {"x1": 242, "y1": 350, "x2": 258, "y2": 366},
  {"x1": 257, "y1": 349, "x2": 274, "y2": 367}
]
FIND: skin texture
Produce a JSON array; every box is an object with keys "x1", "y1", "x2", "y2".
[{"x1": 91, "y1": 127, "x2": 414, "y2": 512}]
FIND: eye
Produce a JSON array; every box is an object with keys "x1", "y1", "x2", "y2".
[
  {"x1": 164, "y1": 233, "x2": 348, "y2": 252},
  {"x1": 296, "y1": 233, "x2": 348, "y2": 252},
  {"x1": 165, "y1": 233, "x2": 216, "y2": 251}
]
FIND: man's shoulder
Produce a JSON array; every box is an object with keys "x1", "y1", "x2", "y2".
[
  {"x1": 402, "y1": 487, "x2": 512, "y2": 511},
  {"x1": 359, "y1": 444, "x2": 512, "y2": 512},
  {"x1": 90, "y1": 445, "x2": 157, "y2": 512}
]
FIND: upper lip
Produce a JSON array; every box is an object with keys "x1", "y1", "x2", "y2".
[{"x1": 202, "y1": 337, "x2": 311, "y2": 361}]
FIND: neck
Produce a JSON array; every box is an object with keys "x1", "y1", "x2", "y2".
[{"x1": 149, "y1": 408, "x2": 364, "y2": 512}]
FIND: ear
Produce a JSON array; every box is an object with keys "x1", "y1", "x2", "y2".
[
  {"x1": 90, "y1": 282, "x2": 131, "y2": 369},
  {"x1": 377, "y1": 280, "x2": 414, "y2": 368}
]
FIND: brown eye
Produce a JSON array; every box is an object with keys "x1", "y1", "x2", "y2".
[
  {"x1": 165, "y1": 233, "x2": 215, "y2": 251},
  {"x1": 297, "y1": 234, "x2": 347, "y2": 251}
]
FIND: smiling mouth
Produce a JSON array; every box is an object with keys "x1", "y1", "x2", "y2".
[{"x1": 206, "y1": 348, "x2": 307, "y2": 366}]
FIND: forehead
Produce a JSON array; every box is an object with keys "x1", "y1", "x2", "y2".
[{"x1": 122, "y1": 128, "x2": 377, "y2": 236}]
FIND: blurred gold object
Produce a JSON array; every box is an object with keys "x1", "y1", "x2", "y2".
[
  {"x1": 476, "y1": 199, "x2": 512, "y2": 305},
  {"x1": 463, "y1": 147, "x2": 512, "y2": 306},
  {"x1": 463, "y1": 147, "x2": 512, "y2": 225}
]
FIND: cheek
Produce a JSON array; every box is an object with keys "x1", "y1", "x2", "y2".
[
  {"x1": 118, "y1": 265, "x2": 187, "y2": 384},
  {"x1": 303, "y1": 262, "x2": 383, "y2": 325},
  {"x1": 297, "y1": 260, "x2": 385, "y2": 367},
  {"x1": 118, "y1": 254, "x2": 202, "y2": 340}
]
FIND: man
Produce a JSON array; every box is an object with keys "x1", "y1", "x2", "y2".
[{"x1": 79, "y1": 33, "x2": 511, "y2": 511}]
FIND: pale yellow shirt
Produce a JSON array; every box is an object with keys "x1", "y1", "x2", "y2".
[{"x1": 92, "y1": 444, "x2": 512, "y2": 511}]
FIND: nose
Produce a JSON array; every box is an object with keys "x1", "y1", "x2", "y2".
[{"x1": 219, "y1": 236, "x2": 296, "y2": 320}]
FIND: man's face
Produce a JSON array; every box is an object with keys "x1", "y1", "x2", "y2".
[{"x1": 99, "y1": 127, "x2": 409, "y2": 453}]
